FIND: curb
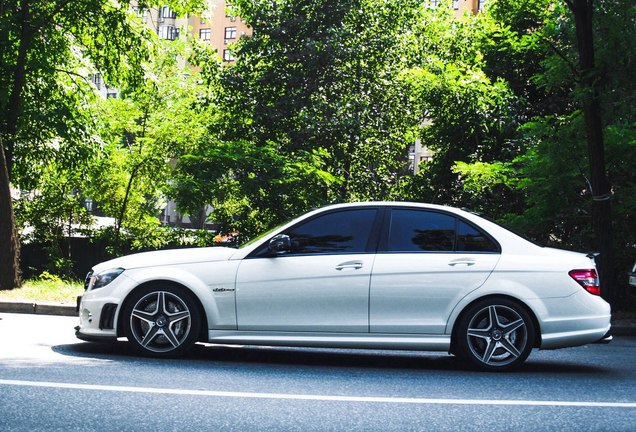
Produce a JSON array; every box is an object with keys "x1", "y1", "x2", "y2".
[
  {"x1": 0, "y1": 300, "x2": 76, "y2": 317},
  {"x1": 0, "y1": 301, "x2": 634, "y2": 336}
]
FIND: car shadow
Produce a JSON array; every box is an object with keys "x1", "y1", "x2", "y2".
[{"x1": 52, "y1": 340, "x2": 612, "y2": 376}]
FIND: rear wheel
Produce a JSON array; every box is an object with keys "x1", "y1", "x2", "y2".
[
  {"x1": 456, "y1": 298, "x2": 535, "y2": 371},
  {"x1": 122, "y1": 284, "x2": 200, "y2": 357}
]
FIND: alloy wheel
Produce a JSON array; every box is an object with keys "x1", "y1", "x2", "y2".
[{"x1": 129, "y1": 290, "x2": 192, "y2": 353}]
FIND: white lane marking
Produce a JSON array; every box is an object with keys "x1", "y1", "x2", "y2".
[{"x1": 1, "y1": 379, "x2": 635, "y2": 408}]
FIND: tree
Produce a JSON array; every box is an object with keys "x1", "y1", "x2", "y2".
[
  {"x1": 86, "y1": 37, "x2": 219, "y2": 253},
  {"x1": 186, "y1": 0, "x2": 422, "y2": 237},
  {"x1": 399, "y1": 5, "x2": 521, "y2": 218},
  {"x1": 0, "y1": 1, "x2": 209, "y2": 288},
  {"x1": 422, "y1": 0, "x2": 636, "y2": 306},
  {"x1": 563, "y1": 0, "x2": 615, "y2": 302}
]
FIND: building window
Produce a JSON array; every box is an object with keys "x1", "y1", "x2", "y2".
[
  {"x1": 159, "y1": 5, "x2": 176, "y2": 21},
  {"x1": 158, "y1": 25, "x2": 178, "y2": 40},
  {"x1": 91, "y1": 73, "x2": 102, "y2": 90},
  {"x1": 223, "y1": 49, "x2": 235, "y2": 62},
  {"x1": 224, "y1": 26, "x2": 237, "y2": 40},
  {"x1": 199, "y1": 28, "x2": 211, "y2": 41},
  {"x1": 106, "y1": 92, "x2": 117, "y2": 99},
  {"x1": 453, "y1": 0, "x2": 459, "y2": 9},
  {"x1": 226, "y1": 4, "x2": 238, "y2": 21},
  {"x1": 132, "y1": 6, "x2": 147, "y2": 19},
  {"x1": 429, "y1": 0, "x2": 440, "y2": 8},
  {"x1": 478, "y1": 0, "x2": 487, "y2": 11}
]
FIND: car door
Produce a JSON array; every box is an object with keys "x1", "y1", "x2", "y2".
[
  {"x1": 370, "y1": 208, "x2": 501, "y2": 334},
  {"x1": 235, "y1": 208, "x2": 380, "y2": 332}
]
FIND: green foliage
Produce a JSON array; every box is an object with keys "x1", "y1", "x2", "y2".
[
  {"x1": 0, "y1": 276, "x2": 83, "y2": 303},
  {"x1": 1, "y1": 0, "x2": 635, "y2": 306},
  {"x1": 398, "y1": 6, "x2": 523, "y2": 220},
  {"x1": 179, "y1": 0, "x2": 423, "y2": 237}
]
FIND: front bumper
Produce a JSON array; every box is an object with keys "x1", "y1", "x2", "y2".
[
  {"x1": 75, "y1": 326, "x2": 118, "y2": 343},
  {"x1": 76, "y1": 272, "x2": 138, "y2": 341}
]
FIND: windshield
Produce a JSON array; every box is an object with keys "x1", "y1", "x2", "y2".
[{"x1": 239, "y1": 221, "x2": 288, "y2": 249}]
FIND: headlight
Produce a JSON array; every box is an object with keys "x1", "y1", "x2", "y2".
[{"x1": 90, "y1": 268, "x2": 125, "y2": 290}]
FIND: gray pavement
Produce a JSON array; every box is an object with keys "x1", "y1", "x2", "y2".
[{"x1": 0, "y1": 298, "x2": 634, "y2": 336}]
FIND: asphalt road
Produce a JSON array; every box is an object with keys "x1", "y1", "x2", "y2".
[{"x1": 1, "y1": 313, "x2": 635, "y2": 432}]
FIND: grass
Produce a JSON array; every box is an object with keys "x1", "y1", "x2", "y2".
[{"x1": 0, "y1": 278, "x2": 84, "y2": 304}]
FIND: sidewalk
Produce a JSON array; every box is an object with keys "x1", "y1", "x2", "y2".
[
  {"x1": 0, "y1": 300, "x2": 77, "y2": 317},
  {"x1": 1, "y1": 299, "x2": 635, "y2": 336}
]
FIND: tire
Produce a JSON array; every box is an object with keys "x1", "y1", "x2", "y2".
[
  {"x1": 456, "y1": 298, "x2": 535, "y2": 371},
  {"x1": 122, "y1": 283, "x2": 200, "y2": 357}
]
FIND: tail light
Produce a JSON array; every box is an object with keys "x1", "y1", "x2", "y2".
[{"x1": 569, "y1": 269, "x2": 601, "y2": 296}]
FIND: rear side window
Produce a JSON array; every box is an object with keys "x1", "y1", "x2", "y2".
[
  {"x1": 388, "y1": 210, "x2": 455, "y2": 252},
  {"x1": 456, "y1": 220, "x2": 498, "y2": 252},
  {"x1": 387, "y1": 209, "x2": 498, "y2": 253}
]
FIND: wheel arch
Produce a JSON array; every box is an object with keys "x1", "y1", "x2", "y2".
[
  {"x1": 116, "y1": 279, "x2": 209, "y2": 342},
  {"x1": 449, "y1": 294, "x2": 541, "y2": 354}
]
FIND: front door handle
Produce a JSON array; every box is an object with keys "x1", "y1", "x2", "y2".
[{"x1": 336, "y1": 261, "x2": 364, "y2": 271}]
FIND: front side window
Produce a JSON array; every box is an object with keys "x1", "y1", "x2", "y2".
[{"x1": 284, "y1": 209, "x2": 377, "y2": 255}]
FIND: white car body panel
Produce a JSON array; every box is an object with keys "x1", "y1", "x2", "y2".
[
  {"x1": 370, "y1": 252, "x2": 500, "y2": 333},
  {"x1": 235, "y1": 254, "x2": 374, "y2": 332}
]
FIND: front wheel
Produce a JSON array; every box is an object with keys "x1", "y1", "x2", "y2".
[
  {"x1": 456, "y1": 298, "x2": 535, "y2": 371},
  {"x1": 122, "y1": 284, "x2": 200, "y2": 357}
]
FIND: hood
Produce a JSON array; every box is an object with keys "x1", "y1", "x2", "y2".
[{"x1": 92, "y1": 247, "x2": 237, "y2": 273}]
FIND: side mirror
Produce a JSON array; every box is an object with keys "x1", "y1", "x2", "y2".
[{"x1": 268, "y1": 234, "x2": 291, "y2": 254}]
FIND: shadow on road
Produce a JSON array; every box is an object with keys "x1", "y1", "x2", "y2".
[{"x1": 51, "y1": 340, "x2": 611, "y2": 376}]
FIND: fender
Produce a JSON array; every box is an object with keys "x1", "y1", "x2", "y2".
[
  {"x1": 445, "y1": 275, "x2": 550, "y2": 335},
  {"x1": 123, "y1": 260, "x2": 241, "y2": 330}
]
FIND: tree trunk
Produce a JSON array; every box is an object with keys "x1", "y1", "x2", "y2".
[
  {"x1": 0, "y1": 145, "x2": 21, "y2": 290},
  {"x1": 566, "y1": 0, "x2": 618, "y2": 305},
  {"x1": 0, "y1": 0, "x2": 31, "y2": 290}
]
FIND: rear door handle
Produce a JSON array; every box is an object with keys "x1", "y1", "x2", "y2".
[
  {"x1": 336, "y1": 261, "x2": 364, "y2": 271},
  {"x1": 448, "y1": 258, "x2": 476, "y2": 267}
]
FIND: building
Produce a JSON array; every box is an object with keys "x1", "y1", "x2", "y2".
[
  {"x1": 132, "y1": 1, "x2": 252, "y2": 63},
  {"x1": 189, "y1": 0, "x2": 252, "y2": 63}
]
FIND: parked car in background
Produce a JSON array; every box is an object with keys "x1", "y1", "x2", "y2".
[{"x1": 76, "y1": 202, "x2": 612, "y2": 371}]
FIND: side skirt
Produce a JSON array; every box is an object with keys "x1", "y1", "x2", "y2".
[{"x1": 207, "y1": 330, "x2": 451, "y2": 351}]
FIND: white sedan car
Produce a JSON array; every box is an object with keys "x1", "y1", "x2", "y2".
[{"x1": 76, "y1": 202, "x2": 611, "y2": 371}]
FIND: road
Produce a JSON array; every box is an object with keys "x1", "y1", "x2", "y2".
[{"x1": 1, "y1": 313, "x2": 635, "y2": 431}]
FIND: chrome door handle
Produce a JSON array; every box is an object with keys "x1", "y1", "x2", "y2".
[
  {"x1": 336, "y1": 261, "x2": 363, "y2": 271},
  {"x1": 448, "y1": 258, "x2": 476, "y2": 267}
]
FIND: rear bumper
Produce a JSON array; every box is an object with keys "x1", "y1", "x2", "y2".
[{"x1": 594, "y1": 329, "x2": 613, "y2": 344}]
